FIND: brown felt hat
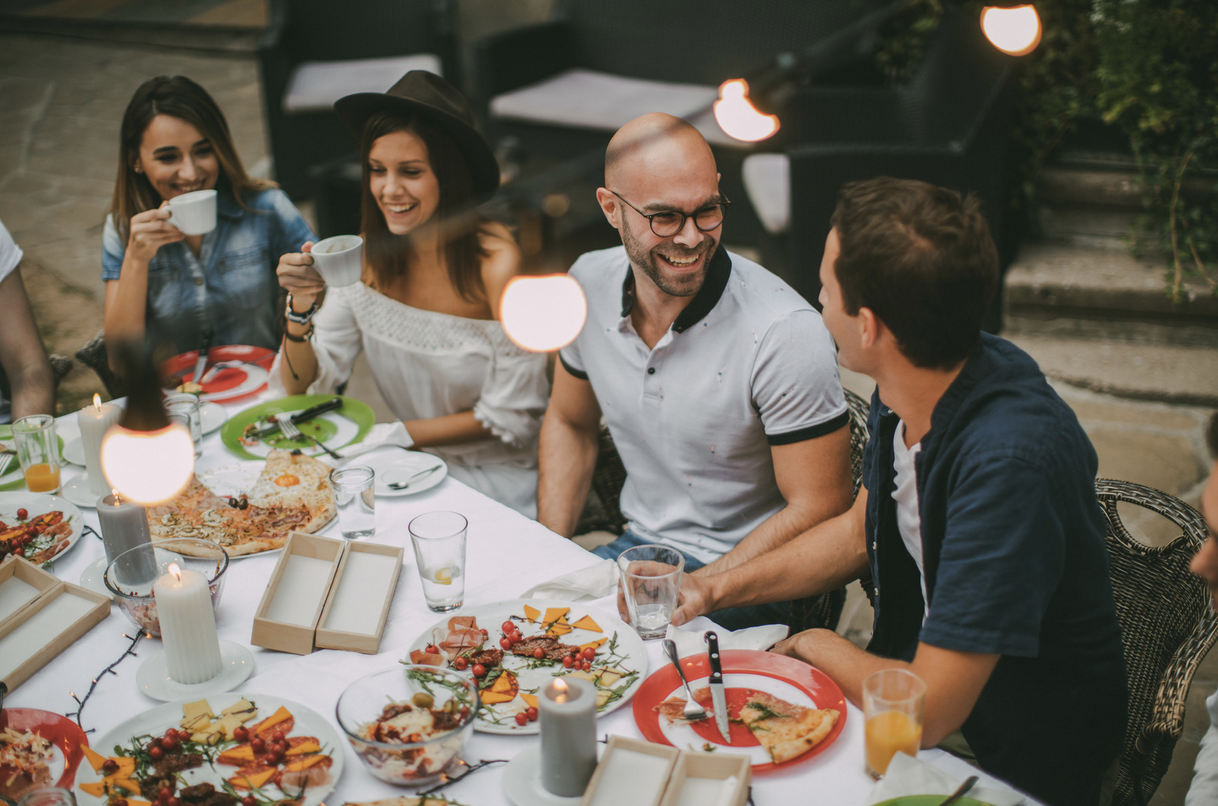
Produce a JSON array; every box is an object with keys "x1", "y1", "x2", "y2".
[{"x1": 334, "y1": 70, "x2": 500, "y2": 198}]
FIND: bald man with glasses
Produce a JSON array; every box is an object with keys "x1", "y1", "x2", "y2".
[{"x1": 537, "y1": 113, "x2": 853, "y2": 630}]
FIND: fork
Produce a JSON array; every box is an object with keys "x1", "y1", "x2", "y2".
[
  {"x1": 0, "y1": 450, "x2": 15, "y2": 478},
  {"x1": 663, "y1": 639, "x2": 708, "y2": 722},
  {"x1": 278, "y1": 417, "x2": 343, "y2": 460}
]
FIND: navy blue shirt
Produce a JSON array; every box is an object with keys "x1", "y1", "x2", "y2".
[{"x1": 862, "y1": 334, "x2": 1126, "y2": 806}]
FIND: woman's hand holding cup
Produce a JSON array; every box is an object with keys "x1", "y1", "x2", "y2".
[
  {"x1": 127, "y1": 204, "x2": 185, "y2": 263},
  {"x1": 277, "y1": 241, "x2": 327, "y2": 310}
]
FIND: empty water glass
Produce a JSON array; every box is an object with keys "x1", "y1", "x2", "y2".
[
  {"x1": 409, "y1": 511, "x2": 467, "y2": 612},
  {"x1": 618, "y1": 544, "x2": 685, "y2": 640},
  {"x1": 164, "y1": 392, "x2": 202, "y2": 456},
  {"x1": 330, "y1": 465, "x2": 375, "y2": 539}
]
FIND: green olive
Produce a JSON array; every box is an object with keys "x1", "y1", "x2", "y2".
[
  {"x1": 444, "y1": 698, "x2": 458, "y2": 713},
  {"x1": 412, "y1": 692, "x2": 435, "y2": 709}
]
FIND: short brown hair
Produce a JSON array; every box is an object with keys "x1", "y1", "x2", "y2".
[
  {"x1": 110, "y1": 76, "x2": 271, "y2": 244},
  {"x1": 830, "y1": 177, "x2": 999, "y2": 369}
]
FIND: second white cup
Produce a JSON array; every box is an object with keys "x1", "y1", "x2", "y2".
[
  {"x1": 311, "y1": 234, "x2": 364, "y2": 287},
  {"x1": 166, "y1": 189, "x2": 217, "y2": 235}
]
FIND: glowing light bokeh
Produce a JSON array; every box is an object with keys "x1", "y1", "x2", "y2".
[
  {"x1": 500, "y1": 274, "x2": 588, "y2": 352},
  {"x1": 100, "y1": 423, "x2": 195, "y2": 505},
  {"x1": 981, "y1": 5, "x2": 1042, "y2": 56},
  {"x1": 713, "y1": 79, "x2": 780, "y2": 143}
]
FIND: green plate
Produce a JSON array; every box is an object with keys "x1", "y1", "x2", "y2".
[
  {"x1": 0, "y1": 425, "x2": 66, "y2": 492},
  {"x1": 875, "y1": 798, "x2": 993, "y2": 806},
  {"x1": 221, "y1": 395, "x2": 376, "y2": 461}
]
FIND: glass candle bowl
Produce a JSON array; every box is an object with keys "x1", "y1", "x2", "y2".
[{"x1": 103, "y1": 538, "x2": 228, "y2": 637}]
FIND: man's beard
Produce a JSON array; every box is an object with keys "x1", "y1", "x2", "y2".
[{"x1": 621, "y1": 214, "x2": 716, "y2": 298}]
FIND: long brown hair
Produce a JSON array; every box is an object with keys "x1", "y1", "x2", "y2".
[
  {"x1": 109, "y1": 75, "x2": 272, "y2": 244},
  {"x1": 359, "y1": 110, "x2": 487, "y2": 302}
]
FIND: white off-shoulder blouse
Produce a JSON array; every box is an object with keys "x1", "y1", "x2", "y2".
[{"x1": 271, "y1": 282, "x2": 549, "y2": 516}]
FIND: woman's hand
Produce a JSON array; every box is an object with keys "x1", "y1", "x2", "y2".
[
  {"x1": 126, "y1": 204, "x2": 184, "y2": 263},
  {"x1": 276, "y1": 241, "x2": 326, "y2": 309}
]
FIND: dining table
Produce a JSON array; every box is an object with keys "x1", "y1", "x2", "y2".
[{"x1": 7, "y1": 389, "x2": 1029, "y2": 806}]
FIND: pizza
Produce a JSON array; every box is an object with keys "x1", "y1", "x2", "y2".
[
  {"x1": 739, "y1": 691, "x2": 839, "y2": 764},
  {"x1": 148, "y1": 450, "x2": 336, "y2": 556}
]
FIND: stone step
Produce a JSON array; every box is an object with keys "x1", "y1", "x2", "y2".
[
  {"x1": 1036, "y1": 164, "x2": 1142, "y2": 251},
  {"x1": 0, "y1": 12, "x2": 263, "y2": 54}
]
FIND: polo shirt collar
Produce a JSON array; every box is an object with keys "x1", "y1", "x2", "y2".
[{"x1": 618, "y1": 247, "x2": 732, "y2": 331}]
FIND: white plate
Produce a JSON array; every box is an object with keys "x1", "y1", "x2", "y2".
[
  {"x1": 200, "y1": 401, "x2": 227, "y2": 434},
  {"x1": 0, "y1": 491, "x2": 84, "y2": 565},
  {"x1": 60, "y1": 473, "x2": 103, "y2": 508},
  {"x1": 357, "y1": 451, "x2": 448, "y2": 497},
  {"x1": 407, "y1": 598, "x2": 648, "y2": 735},
  {"x1": 63, "y1": 437, "x2": 85, "y2": 466},
  {"x1": 137, "y1": 640, "x2": 256, "y2": 701},
  {"x1": 77, "y1": 693, "x2": 343, "y2": 806}
]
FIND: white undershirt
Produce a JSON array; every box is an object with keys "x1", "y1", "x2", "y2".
[{"x1": 891, "y1": 419, "x2": 928, "y2": 621}]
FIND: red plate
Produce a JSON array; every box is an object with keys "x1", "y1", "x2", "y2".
[
  {"x1": 1, "y1": 708, "x2": 89, "y2": 788},
  {"x1": 632, "y1": 649, "x2": 846, "y2": 772},
  {"x1": 160, "y1": 345, "x2": 275, "y2": 404}
]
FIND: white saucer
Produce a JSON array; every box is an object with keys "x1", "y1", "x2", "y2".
[
  {"x1": 199, "y1": 401, "x2": 226, "y2": 434},
  {"x1": 63, "y1": 437, "x2": 85, "y2": 466},
  {"x1": 79, "y1": 557, "x2": 113, "y2": 598},
  {"x1": 357, "y1": 451, "x2": 448, "y2": 497},
  {"x1": 503, "y1": 745, "x2": 598, "y2": 806},
  {"x1": 137, "y1": 640, "x2": 255, "y2": 701},
  {"x1": 61, "y1": 473, "x2": 103, "y2": 508}
]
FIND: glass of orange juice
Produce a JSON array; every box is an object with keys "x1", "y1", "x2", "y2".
[
  {"x1": 863, "y1": 668, "x2": 926, "y2": 779},
  {"x1": 12, "y1": 414, "x2": 61, "y2": 494}
]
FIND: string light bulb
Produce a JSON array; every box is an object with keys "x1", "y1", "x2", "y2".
[
  {"x1": 713, "y1": 79, "x2": 780, "y2": 143},
  {"x1": 981, "y1": 4, "x2": 1042, "y2": 56},
  {"x1": 500, "y1": 275, "x2": 588, "y2": 352},
  {"x1": 100, "y1": 422, "x2": 194, "y2": 505}
]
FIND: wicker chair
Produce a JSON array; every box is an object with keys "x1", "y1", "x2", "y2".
[
  {"x1": 574, "y1": 424, "x2": 629, "y2": 536},
  {"x1": 1095, "y1": 479, "x2": 1218, "y2": 806},
  {"x1": 74, "y1": 331, "x2": 128, "y2": 400},
  {"x1": 787, "y1": 387, "x2": 872, "y2": 633}
]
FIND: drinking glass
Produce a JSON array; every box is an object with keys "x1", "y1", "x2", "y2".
[
  {"x1": 12, "y1": 414, "x2": 60, "y2": 493},
  {"x1": 617, "y1": 544, "x2": 684, "y2": 640},
  {"x1": 164, "y1": 393, "x2": 202, "y2": 456},
  {"x1": 330, "y1": 465, "x2": 375, "y2": 539},
  {"x1": 863, "y1": 668, "x2": 926, "y2": 779},
  {"x1": 18, "y1": 788, "x2": 76, "y2": 806},
  {"x1": 408, "y1": 511, "x2": 467, "y2": 612}
]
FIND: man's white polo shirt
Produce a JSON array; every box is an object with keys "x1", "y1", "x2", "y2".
[{"x1": 560, "y1": 246, "x2": 847, "y2": 564}]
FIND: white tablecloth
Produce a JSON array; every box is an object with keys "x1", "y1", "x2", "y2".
[{"x1": 8, "y1": 394, "x2": 1019, "y2": 805}]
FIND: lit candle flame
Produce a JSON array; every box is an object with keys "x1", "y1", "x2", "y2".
[
  {"x1": 93, "y1": 393, "x2": 102, "y2": 412},
  {"x1": 713, "y1": 79, "x2": 780, "y2": 143},
  {"x1": 552, "y1": 677, "x2": 569, "y2": 703},
  {"x1": 168, "y1": 563, "x2": 182, "y2": 582},
  {"x1": 499, "y1": 275, "x2": 588, "y2": 352},
  {"x1": 981, "y1": 5, "x2": 1042, "y2": 56}
]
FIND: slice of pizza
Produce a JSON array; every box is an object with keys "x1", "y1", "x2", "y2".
[{"x1": 738, "y1": 692, "x2": 839, "y2": 764}]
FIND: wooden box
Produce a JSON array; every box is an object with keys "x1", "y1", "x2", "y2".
[
  {"x1": 315, "y1": 540, "x2": 403, "y2": 654},
  {"x1": 0, "y1": 558, "x2": 110, "y2": 691},
  {"x1": 251, "y1": 532, "x2": 345, "y2": 655},
  {"x1": 580, "y1": 736, "x2": 680, "y2": 806},
  {"x1": 0, "y1": 555, "x2": 62, "y2": 625},
  {"x1": 659, "y1": 751, "x2": 752, "y2": 806}
]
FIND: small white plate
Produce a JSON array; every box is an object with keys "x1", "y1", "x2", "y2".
[
  {"x1": 357, "y1": 450, "x2": 448, "y2": 497},
  {"x1": 503, "y1": 744, "x2": 605, "y2": 806},
  {"x1": 60, "y1": 473, "x2": 104, "y2": 508},
  {"x1": 199, "y1": 401, "x2": 227, "y2": 434},
  {"x1": 136, "y1": 640, "x2": 255, "y2": 701},
  {"x1": 78, "y1": 556, "x2": 112, "y2": 598},
  {"x1": 63, "y1": 437, "x2": 85, "y2": 466}
]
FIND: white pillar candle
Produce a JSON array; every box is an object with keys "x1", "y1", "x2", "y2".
[
  {"x1": 78, "y1": 395, "x2": 122, "y2": 498},
  {"x1": 539, "y1": 677, "x2": 598, "y2": 797},
  {"x1": 153, "y1": 563, "x2": 222, "y2": 684},
  {"x1": 96, "y1": 492, "x2": 157, "y2": 585}
]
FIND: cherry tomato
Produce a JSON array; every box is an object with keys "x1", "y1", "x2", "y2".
[
  {"x1": 526, "y1": 706, "x2": 539, "y2": 722},
  {"x1": 480, "y1": 628, "x2": 488, "y2": 637},
  {"x1": 582, "y1": 647, "x2": 596, "y2": 661},
  {"x1": 242, "y1": 798, "x2": 256, "y2": 806},
  {"x1": 115, "y1": 800, "x2": 129, "y2": 806},
  {"x1": 250, "y1": 737, "x2": 266, "y2": 753},
  {"x1": 161, "y1": 736, "x2": 178, "y2": 751},
  {"x1": 472, "y1": 663, "x2": 487, "y2": 678},
  {"x1": 581, "y1": 660, "x2": 591, "y2": 672},
  {"x1": 158, "y1": 788, "x2": 173, "y2": 802},
  {"x1": 270, "y1": 750, "x2": 285, "y2": 765},
  {"x1": 512, "y1": 631, "x2": 524, "y2": 643},
  {"x1": 149, "y1": 746, "x2": 163, "y2": 761},
  {"x1": 562, "y1": 655, "x2": 574, "y2": 668},
  {"x1": 499, "y1": 637, "x2": 513, "y2": 650},
  {"x1": 233, "y1": 726, "x2": 249, "y2": 742},
  {"x1": 101, "y1": 759, "x2": 118, "y2": 774},
  {"x1": 273, "y1": 771, "x2": 284, "y2": 787},
  {"x1": 20, "y1": 534, "x2": 32, "y2": 546},
  {"x1": 271, "y1": 730, "x2": 286, "y2": 744},
  {"x1": 514, "y1": 712, "x2": 528, "y2": 726},
  {"x1": 532, "y1": 647, "x2": 545, "y2": 659},
  {"x1": 425, "y1": 643, "x2": 439, "y2": 654},
  {"x1": 274, "y1": 741, "x2": 289, "y2": 755},
  {"x1": 16, "y1": 508, "x2": 26, "y2": 520},
  {"x1": 167, "y1": 798, "x2": 180, "y2": 806},
  {"x1": 501, "y1": 621, "x2": 515, "y2": 634},
  {"x1": 12, "y1": 546, "x2": 23, "y2": 557},
  {"x1": 165, "y1": 728, "x2": 179, "y2": 740},
  {"x1": 453, "y1": 656, "x2": 469, "y2": 671}
]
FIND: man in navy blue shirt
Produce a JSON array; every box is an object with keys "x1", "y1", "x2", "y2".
[{"x1": 674, "y1": 177, "x2": 1127, "y2": 806}]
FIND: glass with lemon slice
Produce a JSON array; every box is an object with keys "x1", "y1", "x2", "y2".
[{"x1": 409, "y1": 511, "x2": 467, "y2": 611}]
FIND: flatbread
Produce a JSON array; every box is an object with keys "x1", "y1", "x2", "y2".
[
  {"x1": 739, "y1": 692, "x2": 839, "y2": 764},
  {"x1": 148, "y1": 450, "x2": 336, "y2": 556}
]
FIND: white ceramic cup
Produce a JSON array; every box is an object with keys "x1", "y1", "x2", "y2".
[
  {"x1": 310, "y1": 234, "x2": 364, "y2": 287},
  {"x1": 166, "y1": 189, "x2": 217, "y2": 235}
]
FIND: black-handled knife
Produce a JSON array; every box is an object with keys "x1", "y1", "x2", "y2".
[
  {"x1": 705, "y1": 631, "x2": 730, "y2": 742},
  {"x1": 191, "y1": 330, "x2": 213, "y2": 384},
  {"x1": 256, "y1": 397, "x2": 344, "y2": 436}
]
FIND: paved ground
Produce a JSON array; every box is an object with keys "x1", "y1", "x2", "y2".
[{"x1": 0, "y1": 25, "x2": 1213, "y2": 805}]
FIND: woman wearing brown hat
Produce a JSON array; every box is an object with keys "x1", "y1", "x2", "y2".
[{"x1": 272, "y1": 71, "x2": 548, "y2": 516}]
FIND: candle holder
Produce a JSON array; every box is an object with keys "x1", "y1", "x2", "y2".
[{"x1": 503, "y1": 678, "x2": 599, "y2": 806}]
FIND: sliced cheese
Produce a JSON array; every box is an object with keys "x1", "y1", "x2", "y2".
[
  {"x1": 221, "y1": 698, "x2": 257, "y2": 721},
  {"x1": 219, "y1": 745, "x2": 256, "y2": 763},
  {"x1": 479, "y1": 690, "x2": 516, "y2": 705},
  {"x1": 79, "y1": 782, "x2": 108, "y2": 797},
  {"x1": 595, "y1": 689, "x2": 612, "y2": 707},
  {"x1": 567, "y1": 670, "x2": 596, "y2": 683},
  {"x1": 254, "y1": 705, "x2": 292, "y2": 734},
  {"x1": 480, "y1": 671, "x2": 519, "y2": 704},
  {"x1": 599, "y1": 669, "x2": 623, "y2": 687},
  {"x1": 547, "y1": 616, "x2": 572, "y2": 636},
  {"x1": 284, "y1": 755, "x2": 326, "y2": 771},
  {"x1": 215, "y1": 713, "x2": 246, "y2": 740},
  {"x1": 105, "y1": 758, "x2": 136, "y2": 779},
  {"x1": 522, "y1": 604, "x2": 540, "y2": 623},
  {"x1": 103, "y1": 779, "x2": 141, "y2": 796},
  {"x1": 179, "y1": 714, "x2": 211, "y2": 732},
  {"x1": 230, "y1": 769, "x2": 276, "y2": 790},
  {"x1": 520, "y1": 693, "x2": 539, "y2": 709},
  {"x1": 570, "y1": 614, "x2": 602, "y2": 633},
  {"x1": 579, "y1": 637, "x2": 608, "y2": 652},
  {"x1": 541, "y1": 607, "x2": 570, "y2": 624},
  {"x1": 182, "y1": 699, "x2": 214, "y2": 721},
  {"x1": 81, "y1": 745, "x2": 108, "y2": 772},
  {"x1": 285, "y1": 740, "x2": 321, "y2": 756}
]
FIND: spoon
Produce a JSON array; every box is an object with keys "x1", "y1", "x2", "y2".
[
  {"x1": 387, "y1": 465, "x2": 443, "y2": 490},
  {"x1": 939, "y1": 775, "x2": 979, "y2": 806}
]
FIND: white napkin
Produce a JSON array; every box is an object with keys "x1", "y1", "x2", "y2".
[
  {"x1": 664, "y1": 620, "x2": 789, "y2": 658},
  {"x1": 521, "y1": 558, "x2": 618, "y2": 601},
  {"x1": 866, "y1": 752, "x2": 1025, "y2": 806},
  {"x1": 335, "y1": 421, "x2": 414, "y2": 458}
]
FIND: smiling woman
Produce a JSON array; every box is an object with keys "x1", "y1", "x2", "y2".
[{"x1": 101, "y1": 76, "x2": 316, "y2": 366}]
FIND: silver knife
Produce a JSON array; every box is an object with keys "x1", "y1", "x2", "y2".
[
  {"x1": 191, "y1": 330, "x2": 213, "y2": 383},
  {"x1": 705, "y1": 631, "x2": 730, "y2": 742}
]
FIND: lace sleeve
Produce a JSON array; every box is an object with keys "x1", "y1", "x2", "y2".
[
  {"x1": 268, "y1": 284, "x2": 363, "y2": 395},
  {"x1": 472, "y1": 326, "x2": 550, "y2": 447}
]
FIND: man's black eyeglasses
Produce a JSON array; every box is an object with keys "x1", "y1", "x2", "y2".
[{"x1": 608, "y1": 190, "x2": 730, "y2": 238}]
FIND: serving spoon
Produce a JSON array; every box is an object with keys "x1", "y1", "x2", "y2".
[{"x1": 938, "y1": 775, "x2": 979, "y2": 806}]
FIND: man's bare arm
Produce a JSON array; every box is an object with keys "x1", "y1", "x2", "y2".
[
  {"x1": 698, "y1": 423, "x2": 853, "y2": 576},
  {"x1": 537, "y1": 361, "x2": 603, "y2": 538},
  {"x1": 0, "y1": 268, "x2": 53, "y2": 418},
  {"x1": 673, "y1": 485, "x2": 871, "y2": 624}
]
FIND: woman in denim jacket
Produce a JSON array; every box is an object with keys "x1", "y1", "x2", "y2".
[{"x1": 102, "y1": 75, "x2": 315, "y2": 365}]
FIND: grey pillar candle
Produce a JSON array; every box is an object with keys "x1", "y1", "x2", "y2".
[
  {"x1": 539, "y1": 677, "x2": 597, "y2": 796},
  {"x1": 97, "y1": 493, "x2": 157, "y2": 585}
]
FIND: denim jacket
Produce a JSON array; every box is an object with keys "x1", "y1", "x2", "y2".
[{"x1": 102, "y1": 187, "x2": 315, "y2": 354}]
